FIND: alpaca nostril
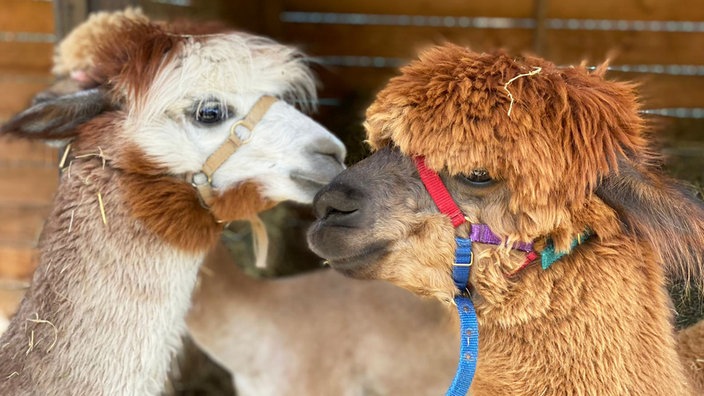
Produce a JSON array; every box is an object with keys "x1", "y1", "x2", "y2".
[
  {"x1": 313, "y1": 183, "x2": 364, "y2": 227},
  {"x1": 323, "y1": 206, "x2": 358, "y2": 221}
]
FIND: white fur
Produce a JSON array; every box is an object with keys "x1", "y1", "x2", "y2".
[{"x1": 0, "y1": 313, "x2": 8, "y2": 335}]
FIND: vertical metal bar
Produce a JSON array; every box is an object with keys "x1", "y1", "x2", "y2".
[
  {"x1": 532, "y1": 0, "x2": 548, "y2": 55},
  {"x1": 54, "y1": 0, "x2": 88, "y2": 40},
  {"x1": 261, "y1": 0, "x2": 284, "y2": 39}
]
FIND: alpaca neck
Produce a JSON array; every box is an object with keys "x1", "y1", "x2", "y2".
[
  {"x1": 188, "y1": 244, "x2": 274, "y2": 369},
  {"x1": 0, "y1": 159, "x2": 207, "y2": 396},
  {"x1": 471, "y1": 235, "x2": 693, "y2": 395}
]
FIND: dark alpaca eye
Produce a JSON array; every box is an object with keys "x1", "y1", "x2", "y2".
[
  {"x1": 194, "y1": 100, "x2": 229, "y2": 125},
  {"x1": 461, "y1": 169, "x2": 493, "y2": 185}
]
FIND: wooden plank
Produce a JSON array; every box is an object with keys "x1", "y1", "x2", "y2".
[
  {"x1": 0, "y1": 245, "x2": 38, "y2": 279},
  {"x1": 285, "y1": 0, "x2": 704, "y2": 21},
  {"x1": 285, "y1": 24, "x2": 704, "y2": 66},
  {"x1": 0, "y1": 77, "x2": 51, "y2": 120},
  {"x1": 0, "y1": 285, "x2": 27, "y2": 320},
  {"x1": 547, "y1": 0, "x2": 704, "y2": 21},
  {"x1": 315, "y1": 65, "x2": 397, "y2": 96},
  {"x1": 544, "y1": 30, "x2": 704, "y2": 66},
  {"x1": 0, "y1": 205, "x2": 50, "y2": 245},
  {"x1": 625, "y1": 73, "x2": 704, "y2": 109},
  {"x1": 55, "y1": 0, "x2": 88, "y2": 39},
  {"x1": 0, "y1": 1, "x2": 55, "y2": 34},
  {"x1": 0, "y1": 166, "x2": 58, "y2": 206},
  {"x1": 284, "y1": 0, "x2": 535, "y2": 18},
  {"x1": 285, "y1": 24, "x2": 534, "y2": 58},
  {"x1": 0, "y1": 42, "x2": 53, "y2": 73},
  {"x1": 0, "y1": 136, "x2": 58, "y2": 165},
  {"x1": 313, "y1": 67, "x2": 704, "y2": 109}
]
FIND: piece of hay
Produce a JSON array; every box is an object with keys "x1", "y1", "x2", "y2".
[
  {"x1": 97, "y1": 192, "x2": 107, "y2": 225},
  {"x1": 59, "y1": 143, "x2": 71, "y2": 169},
  {"x1": 503, "y1": 66, "x2": 542, "y2": 117},
  {"x1": 26, "y1": 314, "x2": 58, "y2": 353}
]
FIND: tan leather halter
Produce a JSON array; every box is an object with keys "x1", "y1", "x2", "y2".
[{"x1": 190, "y1": 95, "x2": 277, "y2": 209}]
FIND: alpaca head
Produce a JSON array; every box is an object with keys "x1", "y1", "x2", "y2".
[
  {"x1": 308, "y1": 44, "x2": 704, "y2": 308},
  {"x1": 2, "y1": 11, "x2": 346, "y2": 251}
]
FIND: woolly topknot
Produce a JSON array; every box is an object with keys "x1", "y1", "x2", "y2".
[
  {"x1": 52, "y1": 8, "x2": 149, "y2": 77},
  {"x1": 364, "y1": 44, "x2": 648, "y2": 214}
]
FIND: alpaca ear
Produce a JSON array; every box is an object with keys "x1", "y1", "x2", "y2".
[
  {"x1": 595, "y1": 156, "x2": 704, "y2": 285},
  {"x1": 1, "y1": 88, "x2": 110, "y2": 140}
]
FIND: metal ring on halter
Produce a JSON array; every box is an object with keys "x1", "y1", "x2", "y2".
[
  {"x1": 229, "y1": 119, "x2": 255, "y2": 145},
  {"x1": 190, "y1": 171, "x2": 211, "y2": 187}
]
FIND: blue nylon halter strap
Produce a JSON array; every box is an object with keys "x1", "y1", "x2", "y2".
[
  {"x1": 447, "y1": 237, "x2": 479, "y2": 396},
  {"x1": 414, "y1": 156, "x2": 590, "y2": 395}
]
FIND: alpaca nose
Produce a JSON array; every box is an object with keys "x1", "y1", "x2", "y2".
[{"x1": 313, "y1": 181, "x2": 364, "y2": 228}]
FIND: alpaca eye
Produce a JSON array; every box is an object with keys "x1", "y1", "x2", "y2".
[
  {"x1": 194, "y1": 100, "x2": 229, "y2": 125},
  {"x1": 461, "y1": 169, "x2": 493, "y2": 185}
]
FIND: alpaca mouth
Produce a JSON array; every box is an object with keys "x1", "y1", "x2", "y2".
[
  {"x1": 290, "y1": 172, "x2": 330, "y2": 189},
  {"x1": 319, "y1": 240, "x2": 391, "y2": 273}
]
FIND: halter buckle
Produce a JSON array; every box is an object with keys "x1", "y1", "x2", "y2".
[
  {"x1": 191, "y1": 171, "x2": 211, "y2": 187},
  {"x1": 453, "y1": 253, "x2": 474, "y2": 267}
]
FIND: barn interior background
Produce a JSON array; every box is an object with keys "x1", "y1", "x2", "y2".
[{"x1": 0, "y1": 0, "x2": 702, "y2": 393}]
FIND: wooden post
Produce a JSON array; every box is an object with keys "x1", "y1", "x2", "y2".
[
  {"x1": 532, "y1": 0, "x2": 548, "y2": 56},
  {"x1": 89, "y1": 0, "x2": 138, "y2": 12},
  {"x1": 54, "y1": 0, "x2": 88, "y2": 39}
]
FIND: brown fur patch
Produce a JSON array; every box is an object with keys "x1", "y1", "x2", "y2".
[
  {"x1": 678, "y1": 319, "x2": 704, "y2": 394},
  {"x1": 66, "y1": 116, "x2": 211, "y2": 253},
  {"x1": 210, "y1": 182, "x2": 276, "y2": 223},
  {"x1": 52, "y1": 8, "x2": 150, "y2": 77},
  {"x1": 120, "y1": 173, "x2": 223, "y2": 254},
  {"x1": 90, "y1": 19, "x2": 181, "y2": 101}
]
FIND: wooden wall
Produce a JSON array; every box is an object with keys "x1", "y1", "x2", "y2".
[{"x1": 0, "y1": 0, "x2": 57, "y2": 316}]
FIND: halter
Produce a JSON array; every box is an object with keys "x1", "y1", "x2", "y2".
[
  {"x1": 189, "y1": 95, "x2": 277, "y2": 209},
  {"x1": 413, "y1": 156, "x2": 590, "y2": 395}
]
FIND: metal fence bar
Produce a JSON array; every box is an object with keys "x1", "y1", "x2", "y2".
[
  {"x1": 149, "y1": 0, "x2": 192, "y2": 6},
  {"x1": 641, "y1": 108, "x2": 704, "y2": 118},
  {"x1": 0, "y1": 32, "x2": 56, "y2": 43},
  {"x1": 281, "y1": 12, "x2": 536, "y2": 29},
  {"x1": 316, "y1": 56, "x2": 704, "y2": 77},
  {"x1": 282, "y1": 12, "x2": 704, "y2": 33}
]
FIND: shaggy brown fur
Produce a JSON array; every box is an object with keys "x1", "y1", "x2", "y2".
[
  {"x1": 678, "y1": 319, "x2": 704, "y2": 393},
  {"x1": 309, "y1": 45, "x2": 704, "y2": 394}
]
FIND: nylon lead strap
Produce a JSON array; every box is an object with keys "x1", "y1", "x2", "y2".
[{"x1": 413, "y1": 156, "x2": 478, "y2": 396}]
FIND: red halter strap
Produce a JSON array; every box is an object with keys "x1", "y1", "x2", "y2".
[{"x1": 414, "y1": 156, "x2": 467, "y2": 228}]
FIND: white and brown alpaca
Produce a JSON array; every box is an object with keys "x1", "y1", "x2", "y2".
[
  {"x1": 0, "y1": 13, "x2": 345, "y2": 396},
  {"x1": 188, "y1": 240, "x2": 460, "y2": 396},
  {"x1": 309, "y1": 44, "x2": 704, "y2": 395}
]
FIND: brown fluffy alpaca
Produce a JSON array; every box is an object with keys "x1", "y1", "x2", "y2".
[{"x1": 308, "y1": 44, "x2": 704, "y2": 395}]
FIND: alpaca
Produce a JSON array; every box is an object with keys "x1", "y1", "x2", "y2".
[
  {"x1": 0, "y1": 12, "x2": 345, "y2": 395},
  {"x1": 308, "y1": 44, "x2": 704, "y2": 395},
  {"x1": 187, "y1": 240, "x2": 459, "y2": 396}
]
